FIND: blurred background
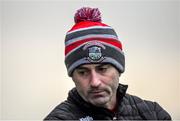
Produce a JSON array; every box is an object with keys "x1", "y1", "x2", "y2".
[{"x1": 0, "y1": 0, "x2": 179, "y2": 120}]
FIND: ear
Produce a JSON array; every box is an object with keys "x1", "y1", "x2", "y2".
[
  {"x1": 71, "y1": 76, "x2": 75, "y2": 82},
  {"x1": 119, "y1": 72, "x2": 121, "y2": 77}
]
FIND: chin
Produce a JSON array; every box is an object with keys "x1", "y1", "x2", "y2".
[{"x1": 90, "y1": 97, "x2": 110, "y2": 106}]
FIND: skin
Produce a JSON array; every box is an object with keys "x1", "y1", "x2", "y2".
[{"x1": 72, "y1": 63, "x2": 120, "y2": 110}]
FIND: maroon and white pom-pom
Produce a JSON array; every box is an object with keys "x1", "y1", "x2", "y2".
[{"x1": 74, "y1": 7, "x2": 102, "y2": 23}]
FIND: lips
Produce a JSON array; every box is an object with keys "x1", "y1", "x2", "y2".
[
  {"x1": 89, "y1": 90, "x2": 105, "y2": 96},
  {"x1": 90, "y1": 90, "x2": 104, "y2": 93}
]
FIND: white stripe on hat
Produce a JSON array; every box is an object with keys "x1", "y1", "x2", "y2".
[
  {"x1": 67, "y1": 26, "x2": 113, "y2": 35},
  {"x1": 65, "y1": 34, "x2": 118, "y2": 46}
]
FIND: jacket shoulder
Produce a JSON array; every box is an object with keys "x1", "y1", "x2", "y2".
[
  {"x1": 123, "y1": 94, "x2": 171, "y2": 120},
  {"x1": 44, "y1": 100, "x2": 79, "y2": 120}
]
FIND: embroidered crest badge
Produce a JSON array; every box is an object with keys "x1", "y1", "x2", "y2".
[
  {"x1": 88, "y1": 46, "x2": 102, "y2": 60},
  {"x1": 83, "y1": 41, "x2": 106, "y2": 62},
  {"x1": 87, "y1": 46, "x2": 104, "y2": 62}
]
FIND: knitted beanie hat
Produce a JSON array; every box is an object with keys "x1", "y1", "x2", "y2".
[{"x1": 65, "y1": 7, "x2": 125, "y2": 76}]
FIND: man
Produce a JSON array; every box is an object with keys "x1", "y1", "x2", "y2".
[{"x1": 44, "y1": 7, "x2": 171, "y2": 120}]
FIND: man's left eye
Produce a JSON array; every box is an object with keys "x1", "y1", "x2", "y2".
[{"x1": 98, "y1": 67, "x2": 107, "y2": 73}]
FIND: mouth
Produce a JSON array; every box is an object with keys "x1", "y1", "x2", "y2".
[
  {"x1": 89, "y1": 90, "x2": 105, "y2": 96},
  {"x1": 90, "y1": 90, "x2": 103, "y2": 93}
]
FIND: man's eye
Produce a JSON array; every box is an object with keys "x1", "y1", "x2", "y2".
[
  {"x1": 77, "y1": 70, "x2": 88, "y2": 75},
  {"x1": 98, "y1": 67, "x2": 107, "y2": 73}
]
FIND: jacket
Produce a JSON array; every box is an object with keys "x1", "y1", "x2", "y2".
[{"x1": 44, "y1": 84, "x2": 171, "y2": 120}]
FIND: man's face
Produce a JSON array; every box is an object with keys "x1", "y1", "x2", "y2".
[{"x1": 72, "y1": 63, "x2": 120, "y2": 109}]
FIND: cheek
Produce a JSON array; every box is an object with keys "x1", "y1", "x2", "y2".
[
  {"x1": 107, "y1": 72, "x2": 119, "y2": 90},
  {"x1": 75, "y1": 81, "x2": 87, "y2": 90},
  {"x1": 107, "y1": 71, "x2": 118, "y2": 80},
  {"x1": 73, "y1": 78, "x2": 89, "y2": 93}
]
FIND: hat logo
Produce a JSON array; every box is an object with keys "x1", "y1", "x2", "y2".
[{"x1": 88, "y1": 46, "x2": 104, "y2": 62}]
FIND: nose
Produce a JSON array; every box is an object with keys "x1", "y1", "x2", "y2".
[{"x1": 90, "y1": 70, "x2": 101, "y2": 88}]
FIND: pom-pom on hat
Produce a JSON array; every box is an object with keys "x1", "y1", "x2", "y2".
[{"x1": 65, "y1": 7, "x2": 125, "y2": 76}]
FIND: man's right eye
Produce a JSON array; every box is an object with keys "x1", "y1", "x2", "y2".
[{"x1": 77, "y1": 70, "x2": 88, "y2": 76}]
